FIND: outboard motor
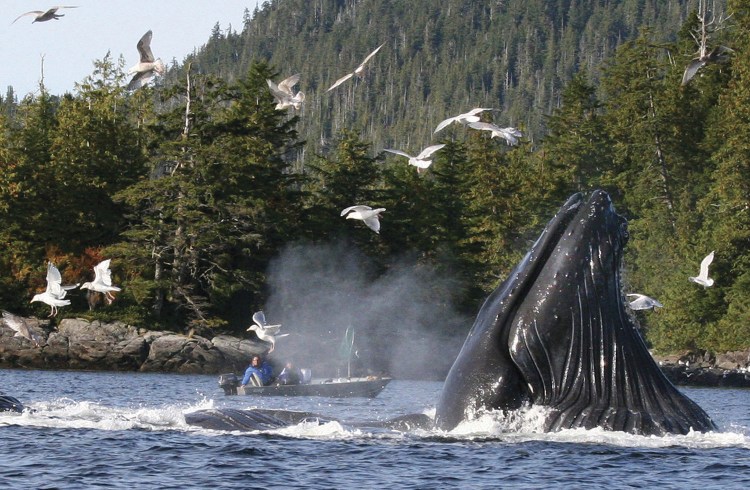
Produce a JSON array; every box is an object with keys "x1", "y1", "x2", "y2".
[
  {"x1": 218, "y1": 373, "x2": 239, "y2": 395},
  {"x1": 0, "y1": 394, "x2": 24, "y2": 413}
]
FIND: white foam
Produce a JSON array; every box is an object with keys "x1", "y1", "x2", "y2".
[
  {"x1": 443, "y1": 407, "x2": 750, "y2": 449},
  {"x1": 3, "y1": 397, "x2": 747, "y2": 448},
  {"x1": 0, "y1": 397, "x2": 216, "y2": 432}
]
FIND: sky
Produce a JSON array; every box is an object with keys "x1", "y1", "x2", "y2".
[{"x1": 1, "y1": 1, "x2": 261, "y2": 98}]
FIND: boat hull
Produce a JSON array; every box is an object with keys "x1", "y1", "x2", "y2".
[{"x1": 235, "y1": 377, "x2": 392, "y2": 398}]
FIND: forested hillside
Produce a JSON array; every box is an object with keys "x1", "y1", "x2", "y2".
[
  {"x1": 1, "y1": 0, "x2": 747, "y2": 374},
  {"x1": 180, "y1": 0, "x2": 718, "y2": 151}
]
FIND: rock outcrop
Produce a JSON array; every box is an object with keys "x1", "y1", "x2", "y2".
[
  {"x1": 0, "y1": 317, "x2": 267, "y2": 374},
  {"x1": 653, "y1": 350, "x2": 750, "y2": 388}
]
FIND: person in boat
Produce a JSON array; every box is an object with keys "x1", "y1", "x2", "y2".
[
  {"x1": 240, "y1": 355, "x2": 273, "y2": 387},
  {"x1": 276, "y1": 361, "x2": 302, "y2": 385}
]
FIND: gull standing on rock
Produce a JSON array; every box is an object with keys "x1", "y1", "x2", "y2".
[
  {"x1": 434, "y1": 108, "x2": 494, "y2": 134},
  {"x1": 626, "y1": 293, "x2": 664, "y2": 310},
  {"x1": 327, "y1": 43, "x2": 384, "y2": 92},
  {"x1": 468, "y1": 122, "x2": 523, "y2": 145},
  {"x1": 267, "y1": 74, "x2": 305, "y2": 110},
  {"x1": 30, "y1": 262, "x2": 78, "y2": 317},
  {"x1": 80, "y1": 259, "x2": 121, "y2": 305},
  {"x1": 341, "y1": 205, "x2": 386, "y2": 234},
  {"x1": 689, "y1": 251, "x2": 715, "y2": 287},
  {"x1": 12, "y1": 6, "x2": 77, "y2": 24},
  {"x1": 127, "y1": 30, "x2": 166, "y2": 91},
  {"x1": 384, "y1": 144, "x2": 446, "y2": 174},
  {"x1": 2, "y1": 310, "x2": 41, "y2": 347},
  {"x1": 247, "y1": 311, "x2": 288, "y2": 353}
]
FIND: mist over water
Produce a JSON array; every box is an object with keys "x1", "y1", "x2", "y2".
[{"x1": 263, "y1": 241, "x2": 469, "y2": 379}]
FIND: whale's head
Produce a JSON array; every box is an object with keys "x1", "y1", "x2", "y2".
[{"x1": 436, "y1": 190, "x2": 715, "y2": 435}]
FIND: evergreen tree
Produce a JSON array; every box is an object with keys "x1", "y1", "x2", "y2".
[
  {"x1": 694, "y1": 0, "x2": 750, "y2": 351},
  {"x1": 112, "y1": 62, "x2": 303, "y2": 331},
  {"x1": 540, "y1": 73, "x2": 613, "y2": 201}
]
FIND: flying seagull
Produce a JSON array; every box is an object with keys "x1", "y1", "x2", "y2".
[
  {"x1": 247, "y1": 311, "x2": 288, "y2": 353},
  {"x1": 681, "y1": 45, "x2": 733, "y2": 86},
  {"x1": 468, "y1": 122, "x2": 523, "y2": 145},
  {"x1": 12, "y1": 6, "x2": 77, "y2": 24},
  {"x1": 341, "y1": 205, "x2": 386, "y2": 234},
  {"x1": 127, "y1": 30, "x2": 166, "y2": 91},
  {"x1": 689, "y1": 251, "x2": 715, "y2": 287},
  {"x1": 384, "y1": 144, "x2": 446, "y2": 173},
  {"x1": 2, "y1": 310, "x2": 41, "y2": 348},
  {"x1": 626, "y1": 293, "x2": 664, "y2": 310},
  {"x1": 80, "y1": 259, "x2": 121, "y2": 304},
  {"x1": 267, "y1": 74, "x2": 305, "y2": 110},
  {"x1": 327, "y1": 43, "x2": 384, "y2": 92},
  {"x1": 30, "y1": 262, "x2": 77, "y2": 317},
  {"x1": 434, "y1": 108, "x2": 494, "y2": 134}
]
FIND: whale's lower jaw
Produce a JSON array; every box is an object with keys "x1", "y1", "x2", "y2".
[{"x1": 435, "y1": 190, "x2": 716, "y2": 435}]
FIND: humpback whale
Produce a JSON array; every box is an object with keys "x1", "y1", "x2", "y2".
[
  {"x1": 435, "y1": 190, "x2": 715, "y2": 435},
  {"x1": 184, "y1": 190, "x2": 715, "y2": 436},
  {"x1": 0, "y1": 394, "x2": 24, "y2": 413}
]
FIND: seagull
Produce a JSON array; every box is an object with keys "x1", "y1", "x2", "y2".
[
  {"x1": 12, "y1": 6, "x2": 77, "y2": 24},
  {"x1": 2, "y1": 311, "x2": 41, "y2": 347},
  {"x1": 384, "y1": 144, "x2": 446, "y2": 173},
  {"x1": 80, "y1": 259, "x2": 121, "y2": 304},
  {"x1": 30, "y1": 262, "x2": 77, "y2": 317},
  {"x1": 626, "y1": 293, "x2": 664, "y2": 310},
  {"x1": 689, "y1": 251, "x2": 715, "y2": 287},
  {"x1": 468, "y1": 122, "x2": 523, "y2": 145},
  {"x1": 327, "y1": 43, "x2": 384, "y2": 92},
  {"x1": 247, "y1": 311, "x2": 288, "y2": 353},
  {"x1": 267, "y1": 74, "x2": 305, "y2": 110},
  {"x1": 434, "y1": 108, "x2": 494, "y2": 134},
  {"x1": 341, "y1": 205, "x2": 386, "y2": 234},
  {"x1": 127, "y1": 30, "x2": 166, "y2": 91},
  {"x1": 682, "y1": 45, "x2": 733, "y2": 86}
]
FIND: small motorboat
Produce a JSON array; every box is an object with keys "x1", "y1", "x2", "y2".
[{"x1": 218, "y1": 372, "x2": 392, "y2": 398}]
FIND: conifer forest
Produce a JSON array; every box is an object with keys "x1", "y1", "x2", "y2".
[{"x1": 1, "y1": 0, "x2": 748, "y2": 356}]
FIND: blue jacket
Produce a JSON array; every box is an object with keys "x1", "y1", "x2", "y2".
[{"x1": 241, "y1": 360, "x2": 273, "y2": 386}]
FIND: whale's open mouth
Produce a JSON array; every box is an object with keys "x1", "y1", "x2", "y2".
[{"x1": 436, "y1": 191, "x2": 715, "y2": 435}]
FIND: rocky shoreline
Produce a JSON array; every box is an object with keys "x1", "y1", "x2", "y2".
[
  {"x1": 0, "y1": 317, "x2": 266, "y2": 375},
  {"x1": 653, "y1": 351, "x2": 750, "y2": 389},
  {"x1": 2, "y1": 317, "x2": 750, "y2": 388}
]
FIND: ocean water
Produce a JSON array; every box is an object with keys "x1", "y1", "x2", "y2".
[{"x1": 1, "y1": 369, "x2": 749, "y2": 489}]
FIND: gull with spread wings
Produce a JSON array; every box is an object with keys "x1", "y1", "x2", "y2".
[
  {"x1": 327, "y1": 43, "x2": 384, "y2": 92},
  {"x1": 384, "y1": 144, "x2": 445, "y2": 173},
  {"x1": 80, "y1": 259, "x2": 121, "y2": 305},
  {"x1": 626, "y1": 293, "x2": 664, "y2": 310},
  {"x1": 12, "y1": 6, "x2": 77, "y2": 24},
  {"x1": 468, "y1": 122, "x2": 523, "y2": 145},
  {"x1": 689, "y1": 251, "x2": 715, "y2": 287},
  {"x1": 247, "y1": 311, "x2": 288, "y2": 353},
  {"x1": 341, "y1": 205, "x2": 386, "y2": 234},
  {"x1": 2, "y1": 310, "x2": 42, "y2": 348},
  {"x1": 434, "y1": 108, "x2": 494, "y2": 134},
  {"x1": 127, "y1": 30, "x2": 166, "y2": 91},
  {"x1": 267, "y1": 74, "x2": 305, "y2": 111},
  {"x1": 30, "y1": 262, "x2": 78, "y2": 317}
]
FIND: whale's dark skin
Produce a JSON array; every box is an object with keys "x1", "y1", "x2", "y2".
[
  {"x1": 183, "y1": 190, "x2": 716, "y2": 435},
  {"x1": 435, "y1": 190, "x2": 716, "y2": 435},
  {"x1": 0, "y1": 394, "x2": 24, "y2": 413}
]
